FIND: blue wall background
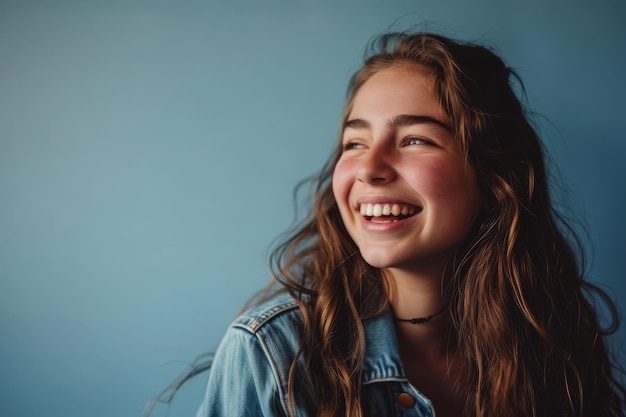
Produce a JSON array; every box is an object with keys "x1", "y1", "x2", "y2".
[{"x1": 1, "y1": 1, "x2": 624, "y2": 416}]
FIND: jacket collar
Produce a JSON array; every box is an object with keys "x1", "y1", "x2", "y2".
[{"x1": 362, "y1": 308, "x2": 408, "y2": 384}]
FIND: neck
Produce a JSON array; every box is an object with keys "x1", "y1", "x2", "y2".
[
  {"x1": 385, "y1": 267, "x2": 445, "y2": 319},
  {"x1": 394, "y1": 305, "x2": 446, "y2": 324},
  {"x1": 384, "y1": 268, "x2": 451, "y2": 357}
]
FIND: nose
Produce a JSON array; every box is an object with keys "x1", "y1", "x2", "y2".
[{"x1": 356, "y1": 146, "x2": 396, "y2": 184}]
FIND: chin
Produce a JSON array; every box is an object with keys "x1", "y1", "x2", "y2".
[{"x1": 358, "y1": 250, "x2": 402, "y2": 269}]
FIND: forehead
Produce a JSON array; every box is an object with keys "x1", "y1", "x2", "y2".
[{"x1": 348, "y1": 65, "x2": 445, "y2": 121}]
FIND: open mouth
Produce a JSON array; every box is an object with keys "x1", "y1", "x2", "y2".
[{"x1": 359, "y1": 203, "x2": 421, "y2": 222}]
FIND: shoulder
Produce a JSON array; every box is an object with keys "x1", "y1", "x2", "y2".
[
  {"x1": 218, "y1": 292, "x2": 306, "y2": 386},
  {"x1": 200, "y1": 293, "x2": 307, "y2": 416},
  {"x1": 224, "y1": 293, "x2": 305, "y2": 383},
  {"x1": 233, "y1": 292, "x2": 303, "y2": 335}
]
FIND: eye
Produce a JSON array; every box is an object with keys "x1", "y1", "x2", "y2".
[
  {"x1": 403, "y1": 137, "x2": 431, "y2": 146},
  {"x1": 342, "y1": 141, "x2": 366, "y2": 151}
]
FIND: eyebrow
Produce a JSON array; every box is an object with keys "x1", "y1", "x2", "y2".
[{"x1": 343, "y1": 114, "x2": 452, "y2": 134}]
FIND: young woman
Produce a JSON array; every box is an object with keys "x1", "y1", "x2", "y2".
[{"x1": 152, "y1": 31, "x2": 626, "y2": 417}]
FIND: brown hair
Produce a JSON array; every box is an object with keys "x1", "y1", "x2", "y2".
[
  {"x1": 145, "y1": 31, "x2": 625, "y2": 417},
  {"x1": 269, "y1": 32, "x2": 625, "y2": 416}
]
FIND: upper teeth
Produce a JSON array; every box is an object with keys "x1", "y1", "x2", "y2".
[{"x1": 359, "y1": 203, "x2": 416, "y2": 217}]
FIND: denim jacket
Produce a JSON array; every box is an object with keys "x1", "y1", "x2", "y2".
[{"x1": 196, "y1": 293, "x2": 436, "y2": 417}]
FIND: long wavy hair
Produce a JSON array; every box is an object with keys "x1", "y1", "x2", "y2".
[
  {"x1": 146, "y1": 31, "x2": 625, "y2": 417},
  {"x1": 267, "y1": 32, "x2": 625, "y2": 416}
]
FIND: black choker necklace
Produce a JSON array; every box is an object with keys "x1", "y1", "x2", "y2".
[{"x1": 394, "y1": 306, "x2": 447, "y2": 324}]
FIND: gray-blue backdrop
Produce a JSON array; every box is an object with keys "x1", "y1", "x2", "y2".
[{"x1": 1, "y1": 1, "x2": 624, "y2": 416}]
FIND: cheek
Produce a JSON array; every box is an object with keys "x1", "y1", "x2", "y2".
[
  {"x1": 331, "y1": 159, "x2": 353, "y2": 205},
  {"x1": 437, "y1": 173, "x2": 481, "y2": 220},
  {"x1": 411, "y1": 160, "x2": 480, "y2": 209},
  {"x1": 332, "y1": 159, "x2": 359, "y2": 231},
  {"x1": 403, "y1": 159, "x2": 452, "y2": 196}
]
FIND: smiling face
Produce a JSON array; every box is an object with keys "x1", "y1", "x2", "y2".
[{"x1": 332, "y1": 65, "x2": 482, "y2": 279}]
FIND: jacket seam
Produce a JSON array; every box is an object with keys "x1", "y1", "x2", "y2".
[
  {"x1": 256, "y1": 330, "x2": 291, "y2": 416},
  {"x1": 233, "y1": 300, "x2": 300, "y2": 334},
  {"x1": 362, "y1": 376, "x2": 409, "y2": 385}
]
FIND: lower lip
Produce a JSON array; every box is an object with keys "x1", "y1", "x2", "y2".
[{"x1": 358, "y1": 213, "x2": 418, "y2": 233}]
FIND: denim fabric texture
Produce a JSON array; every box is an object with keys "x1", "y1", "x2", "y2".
[{"x1": 196, "y1": 293, "x2": 435, "y2": 417}]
